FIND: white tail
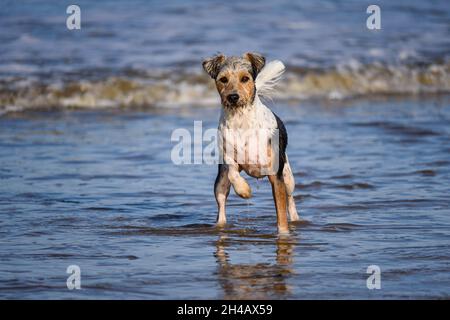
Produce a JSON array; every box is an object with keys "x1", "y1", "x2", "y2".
[{"x1": 255, "y1": 60, "x2": 285, "y2": 99}]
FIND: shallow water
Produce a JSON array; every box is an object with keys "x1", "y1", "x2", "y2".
[{"x1": 1, "y1": 96, "x2": 449, "y2": 299}]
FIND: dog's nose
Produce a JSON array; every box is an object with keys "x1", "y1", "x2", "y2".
[{"x1": 227, "y1": 94, "x2": 239, "y2": 104}]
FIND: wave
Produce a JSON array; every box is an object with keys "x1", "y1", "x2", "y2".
[{"x1": 1, "y1": 61, "x2": 449, "y2": 115}]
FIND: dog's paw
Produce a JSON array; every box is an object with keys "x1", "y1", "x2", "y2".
[
  {"x1": 233, "y1": 179, "x2": 252, "y2": 199},
  {"x1": 216, "y1": 218, "x2": 227, "y2": 227},
  {"x1": 238, "y1": 189, "x2": 252, "y2": 199},
  {"x1": 277, "y1": 226, "x2": 290, "y2": 235}
]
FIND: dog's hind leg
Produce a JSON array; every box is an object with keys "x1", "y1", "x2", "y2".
[
  {"x1": 215, "y1": 164, "x2": 231, "y2": 226},
  {"x1": 283, "y1": 155, "x2": 300, "y2": 221}
]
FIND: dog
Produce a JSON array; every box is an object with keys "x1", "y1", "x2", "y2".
[{"x1": 202, "y1": 52, "x2": 299, "y2": 233}]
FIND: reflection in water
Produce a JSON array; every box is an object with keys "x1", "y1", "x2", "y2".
[{"x1": 214, "y1": 235, "x2": 296, "y2": 299}]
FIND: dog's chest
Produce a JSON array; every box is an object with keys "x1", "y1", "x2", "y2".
[
  {"x1": 219, "y1": 100, "x2": 277, "y2": 133},
  {"x1": 218, "y1": 101, "x2": 278, "y2": 177}
]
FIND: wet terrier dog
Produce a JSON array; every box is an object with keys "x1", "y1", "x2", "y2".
[{"x1": 202, "y1": 52, "x2": 299, "y2": 233}]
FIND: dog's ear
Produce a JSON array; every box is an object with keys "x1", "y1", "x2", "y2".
[
  {"x1": 202, "y1": 54, "x2": 226, "y2": 79},
  {"x1": 243, "y1": 52, "x2": 266, "y2": 78}
]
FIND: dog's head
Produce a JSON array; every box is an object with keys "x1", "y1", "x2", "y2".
[{"x1": 202, "y1": 52, "x2": 265, "y2": 109}]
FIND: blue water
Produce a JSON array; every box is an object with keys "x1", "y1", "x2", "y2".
[
  {"x1": 1, "y1": 0, "x2": 449, "y2": 75},
  {"x1": 0, "y1": 0, "x2": 450, "y2": 299},
  {"x1": 1, "y1": 97, "x2": 449, "y2": 299}
]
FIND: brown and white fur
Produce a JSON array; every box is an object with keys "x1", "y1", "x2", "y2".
[{"x1": 203, "y1": 52, "x2": 299, "y2": 234}]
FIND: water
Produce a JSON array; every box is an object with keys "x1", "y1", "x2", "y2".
[
  {"x1": 0, "y1": 0, "x2": 449, "y2": 113},
  {"x1": 1, "y1": 0, "x2": 450, "y2": 299},
  {"x1": 1, "y1": 96, "x2": 449, "y2": 299}
]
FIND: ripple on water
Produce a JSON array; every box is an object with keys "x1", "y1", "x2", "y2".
[
  {"x1": 350, "y1": 121, "x2": 441, "y2": 137},
  {"x1": 320, "y1": 223, "x2": 362, "y2": 233},
  {"x1": 295, "y1": 181, "x2": 375, "y2": 191},
  {"x1": 415, "y1": 169, "x2": 436, "y2": 176}
]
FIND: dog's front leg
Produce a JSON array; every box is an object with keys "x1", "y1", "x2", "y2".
[
  {"x1": 227, "y1": 164, "x2": 252, "y2": 199},
  {"x1": 268, "y1": 174, "x2": 289, "y2": 234},
  {"x1": 214, "y1": 164, "x2": 231, "y2": 226}
]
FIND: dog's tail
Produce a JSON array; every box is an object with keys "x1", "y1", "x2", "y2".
[{"x1": 255, "y1": 60, "x2": 285, "y2": 99}]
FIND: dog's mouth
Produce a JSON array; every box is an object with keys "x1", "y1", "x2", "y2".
[{"x1": 222, "y1": 100, "x2": 246, "y2": 109}]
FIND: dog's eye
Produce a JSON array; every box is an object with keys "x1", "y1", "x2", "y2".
[
  {"x1": 241, "y1": 76, "x2": 250, "y2": 83},
  {"x1": 219, "y1": 77, "x2": 228, "y2": 83}
]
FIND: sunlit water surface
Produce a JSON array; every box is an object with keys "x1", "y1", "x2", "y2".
[{"x1": 0, "y1": 97, "x2": 449, "y2": 299}]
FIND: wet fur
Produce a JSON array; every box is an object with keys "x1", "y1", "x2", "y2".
[{"x1": 203, "y1": 52, "x2": 299, "y2": 233}]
